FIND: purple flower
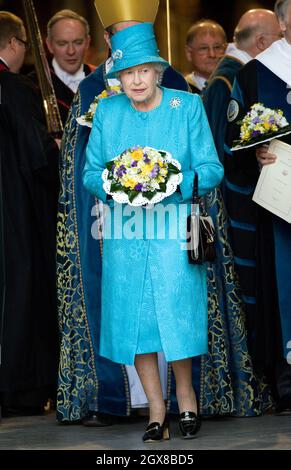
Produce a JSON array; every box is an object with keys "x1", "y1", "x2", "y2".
[
  {"x1": 131, "y1": 160, "x2": 138, "y2": 167},
  {"x1": 150, "y1": 163, "x2": 160, "y2": 178},
  {"x1": 143, "y1": 153, "x2": 151, "y2": 164},
  {"x1": 251, "y1": 130, "x2": 261, "y2": 137},
  {"x1": 116, "y1": 165, "x2": 127, "y2": 178},
  {"x1": 134, "y1": 183, "x2": 143, "y2": 191},
  {"x1": 269, "y1": 116, "x2": 275, "y2": 124},
  {"x1": 252, "y1": 117, "x2": 260, "y2": 124},
  {"x1": 141, "y1": 185, "x2": 149, "y2": 192}
]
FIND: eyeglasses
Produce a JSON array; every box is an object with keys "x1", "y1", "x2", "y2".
[
  {"x1": 188, "y1": 44, "x2": 226, "y2": 56},
  {"x1": 14, "y1": 37, "x2": 31, "y2": 50}
]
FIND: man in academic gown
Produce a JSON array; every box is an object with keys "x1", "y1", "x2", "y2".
[
  {"x1": 225, "y1": 0, "x2": 291, "y2": 413},
  {"x1": 57, "y1": 0, "x2": 189, "y2": 426},
  {"x1": 203, "y1": 9, "x2": 281, "y2": 165},
  {"x1": 0, "y1": 12, "x2": 59, "y2": 415}
]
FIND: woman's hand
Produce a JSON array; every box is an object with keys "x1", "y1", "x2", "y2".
[{"x1": 256, "y1": 144, "x2": 277, "y2": 166}]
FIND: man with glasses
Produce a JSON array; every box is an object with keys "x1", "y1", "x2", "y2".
[
  {"x1": 185, "y1": 19, "x2": 227, "y2": 94},
  {"x1": 0, "y1": 11, "x2": 59, "y2": 417},
  {"x1": 0, "y1": 11, "x2": 29, "y2": 73}
]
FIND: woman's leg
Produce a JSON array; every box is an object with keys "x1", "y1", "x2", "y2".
[
  {"x1": 134, "y1": 353, "x2": 165, "y2": 424},
  {"x1": 171, "y1": 358, "x2": 198, "y2": 414}
]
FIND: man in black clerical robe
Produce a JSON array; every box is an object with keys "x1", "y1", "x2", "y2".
[
  {"x1": 29, "y1": 9, "x2": 95, "y2": 126},
  {"x1": 0, "y1": 12, "x2": 59, "y2": 415}
]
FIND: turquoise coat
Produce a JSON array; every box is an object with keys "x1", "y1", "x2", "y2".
[{"x1": 83, "y1": 88, "x2": 223, "y2": 365}]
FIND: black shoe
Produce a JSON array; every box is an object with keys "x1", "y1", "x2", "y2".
[
  {"x1": 142, "y1": 417, "x2": 170, "y2": 443},
  {"x1": 82, "y1": 411, "x2": 113, "y2": 427},
  {"x1": 179, "y1": 411, "x2": 201, "y2": 439}
]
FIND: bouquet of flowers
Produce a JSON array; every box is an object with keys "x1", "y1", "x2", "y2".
[
  {"x1": 102, "y1": 146, "x2": 183, "y2": 206},
  {"x1": 231, "y1": 103, "x2": 291, "y2": 151},
  {"x1": 76, "y1": 85, "x2": 122, "y2": 127}
]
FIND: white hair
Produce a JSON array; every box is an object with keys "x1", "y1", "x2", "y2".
[{"x1": 275, "y1": 0, "x2": 290, "y2": 21}]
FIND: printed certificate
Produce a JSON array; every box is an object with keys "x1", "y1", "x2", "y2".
[{"x1": 252, "y1": 139, "x2": 291, "y2": 223}]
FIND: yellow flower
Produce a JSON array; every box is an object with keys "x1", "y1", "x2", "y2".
[
  {"x1": 263, "y1": 122, "x2": 271, "y2": 130},
  {"x1": 123, "y1": 178, "x2": 136, "y2": 189},
  {"x1": 141, "y1": 167, "x2": 151, "y2": 177},
  {"x1": 242, "y1": 131, "x2": 250, "y2": 141},
  {"x1": 131, "y1": 149, "x2": 143, "y2": 161}
]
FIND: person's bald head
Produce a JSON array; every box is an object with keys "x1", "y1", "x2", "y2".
[{"x1": 234, "y1": 9, "x2": 282, "y2": 57}]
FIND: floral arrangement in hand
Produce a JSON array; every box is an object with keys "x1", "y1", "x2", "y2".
[
  {"x1": 76, "y1": 85, "x2": 122, "y2": 127},
  {"x1": 232, "y1": 103, "x2": 291, "y2": 150},
  {"x1": 102, "y1": 146, "x2": 183, "y2": 206}
]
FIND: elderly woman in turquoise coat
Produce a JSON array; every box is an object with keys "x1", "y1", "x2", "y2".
[{"x1": 83, "y1": 23, "x2": 223, "y2": 442}]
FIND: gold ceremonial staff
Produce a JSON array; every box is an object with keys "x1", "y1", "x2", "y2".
[
  {"x1": 166, "y1": 0, "x2": 172, "y2": 65},
  {"x1": 22, "y1": 0, "x2": 63, "y2": 136}
]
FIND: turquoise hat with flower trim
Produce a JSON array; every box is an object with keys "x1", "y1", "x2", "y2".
[{"x1": 105, "y1": 22, "x2": 169, "y2": 79}]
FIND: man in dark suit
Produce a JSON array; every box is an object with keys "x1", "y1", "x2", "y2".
[{"x1": 0, "y1": 11, "x2": 59, "y2": 417}]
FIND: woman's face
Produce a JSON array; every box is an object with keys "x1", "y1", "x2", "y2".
[{"x1": 120, "y1": 63, "x2": 160, "y2": 109}]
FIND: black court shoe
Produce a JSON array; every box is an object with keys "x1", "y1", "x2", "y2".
[
  {"x1": 142, "y1": 417, "x2": 170, "y2": 442},
  {"x1": 179, "y1": 411, "x2": 201, "y2": 439}
]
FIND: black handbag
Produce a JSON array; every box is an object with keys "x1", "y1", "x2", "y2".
[{"x1": 186, "y1": 173, "x2": 216, "y2": 264}]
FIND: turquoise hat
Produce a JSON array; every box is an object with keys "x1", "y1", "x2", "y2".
[{"x1": 105, "y1": 22, "x2": 169, "y2": 79}]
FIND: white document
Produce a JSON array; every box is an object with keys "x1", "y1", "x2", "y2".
[{"x1": 252, "y1": 139, "x2": 291, "y2": 223}]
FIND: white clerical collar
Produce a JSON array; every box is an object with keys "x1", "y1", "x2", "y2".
[
  {"x1": 256, "y1": 38, "x2": 291, "y2": 86},
  {"x1": 190, "y1": 73, "x2": 207, "y2": 91},
  {"x1": 105, "y1": 57, "x2": 121, "y2": 87},
  {"x1": 52, "y1": 58, "x2": 85, "y2": 93},
  {"x1": 225, "y1": 43, "x2": 253, "y2": 65},
  {"x1": 0, "y1": 56, "x2": 9, "y2": 68}
]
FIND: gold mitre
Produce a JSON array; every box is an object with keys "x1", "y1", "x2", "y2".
[{"x1": 94, "y1": 0, "x2": 159, "y2": 28}]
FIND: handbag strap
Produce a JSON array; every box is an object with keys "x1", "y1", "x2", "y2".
[{"x1": 192, "y1": 172, "x2": 199, "y2": 204}]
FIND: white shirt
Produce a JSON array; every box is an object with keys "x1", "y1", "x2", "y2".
[
  {"x1": 0, "y1": 56, "x2": 9, "y2": 68},
  {"x1": 105, "y1": 57, "x2": 122, "y2": 87},
  {"x1": 256, "y1": 38, "x2": 291, "y2": 85},
  {"x1": 190, "y1": 72, "x2": 207, "y2": 91},
  {"x1": 52, "y1": 58, "x2": 85, "y2": 93},
  {"x1": 225, "y1": 43, "x2": 253, "y2": 65}
]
